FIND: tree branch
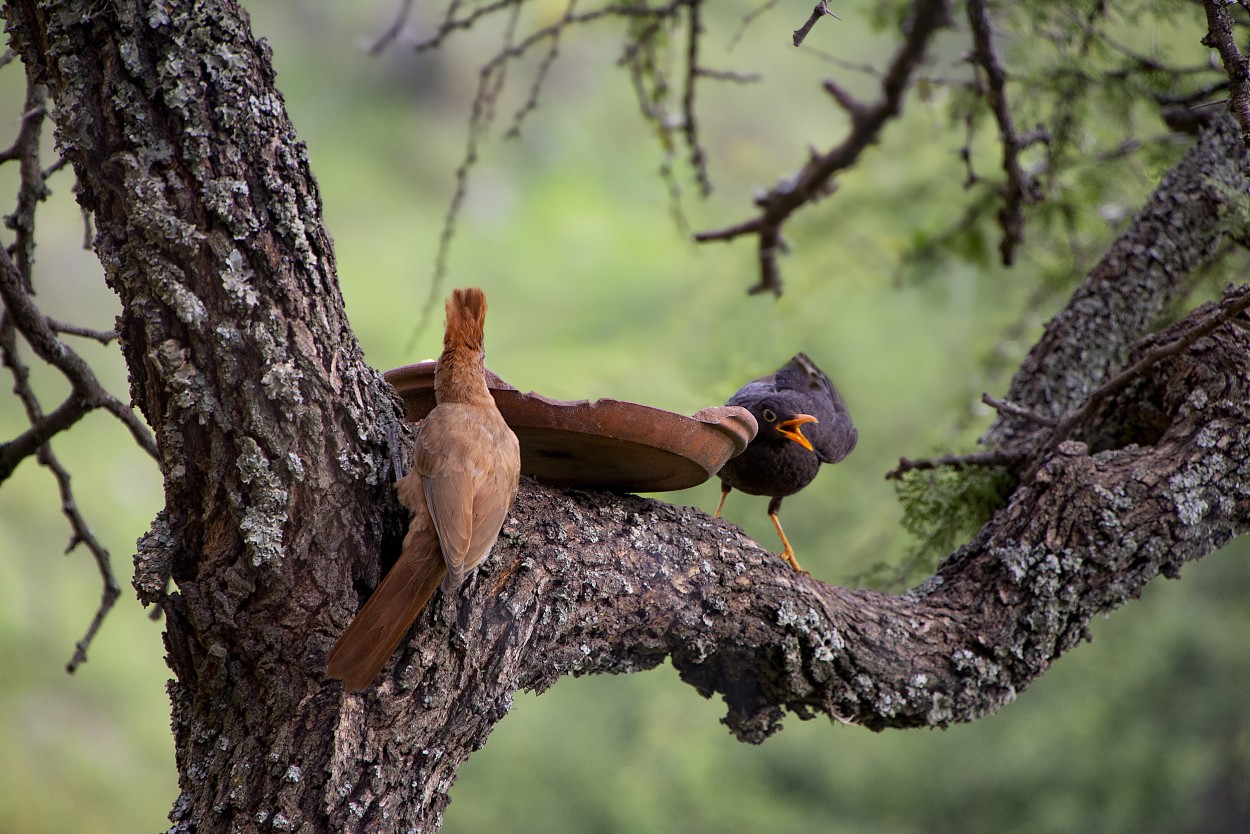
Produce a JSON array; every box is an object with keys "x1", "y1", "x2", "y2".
[
  {"x1": 792, "y1": 0, "x2": 839, "y2": 48},
  {"x1": 967, "y1": 0, "x2": 1039, "y2": 265},
  {"x1": 695, "y1": 0, "x2": 952, "y2": 296},
  {"x1": 368, "y1": 0, "x2": 414, "y2": 55},
  {"x1": 980, "y1": 392, "x2": 1057, "y2": 427},
  {"x1": 1202, "y1": 0, "x2": 1250, "y2": 147},
  {"x1": 330, "y1": 307, "x2": 1249, "y2": 827},
  {"x1": 41, "y1": 439, "x2": 123, "y2": 674},
  {"x1": 0, "y1": 245, "x2": 158, "y2": 480},
  {"x1": 984, "y1": 112, "x2": 1249, "y2": 447},
  {"x1": 885, "y1": 448, "x2": 1027, "y2": 481},
  {"x1": 1045, "y1": 283, "x2": 1250, "y2": 452}
]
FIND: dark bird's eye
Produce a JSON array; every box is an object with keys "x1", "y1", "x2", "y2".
[{"x1": 762, "y1": 408, "x2": 776, "y2": 423}]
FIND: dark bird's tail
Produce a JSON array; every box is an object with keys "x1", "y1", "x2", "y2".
[
  {"x1": 787, "y1": 353, "x2": 843, "y2": 404},
  {"x1": 326, "y1": 530, "x2": 448, "y2": 692}
]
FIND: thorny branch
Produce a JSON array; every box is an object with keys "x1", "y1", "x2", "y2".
[{"x1": 0, "y1": 67, "x2": 157, "y2": 670}]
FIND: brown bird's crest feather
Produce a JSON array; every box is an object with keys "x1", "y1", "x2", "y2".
[
  {"x1": 436, "y1": 287, "x2": 492, "y2": 405},
  {"x1": 444, "y1": 287, "x2": 486, "y2": 352}
]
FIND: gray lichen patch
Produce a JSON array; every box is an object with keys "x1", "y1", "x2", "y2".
[
  {"x1": 149, "y1": 339, "x2": 219, "y2": 419},
  {"x1": 155, "y1": 272, "x2": 208, "y2": 327},
  {"x1": 203, "y1": 178, "x2": 259, "y2": 240},
  {"x1": 234, "y1": 436, "x2": 289, "y2": 567},
  {"x1": 220, "y1": 249, "x2": 259, "y2": 308},
  {"x1": 261, "y1": 360, "x2": 305, "y2": 408}
]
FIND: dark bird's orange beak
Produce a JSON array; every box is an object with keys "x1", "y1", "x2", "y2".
[{"x1": 775, "y1": 414, "x2": 818, "y2": 451}]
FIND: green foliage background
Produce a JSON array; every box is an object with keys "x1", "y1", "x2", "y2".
[{"x1": 0, "y1": 2, "x2": 1246, "y2": 831}]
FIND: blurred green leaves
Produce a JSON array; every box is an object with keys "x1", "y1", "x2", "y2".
[{"x1": 857, "y1": 464, "x2": 1013, "y2": 589}]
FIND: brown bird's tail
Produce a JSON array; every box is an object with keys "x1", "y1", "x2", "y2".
[{"x1": 325, "y1": 531, "x2": 448, "y2": 692}]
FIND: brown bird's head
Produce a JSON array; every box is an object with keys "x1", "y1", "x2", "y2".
[{"x1": 444, "y1": 287, "x2": 487, "y2": 353}]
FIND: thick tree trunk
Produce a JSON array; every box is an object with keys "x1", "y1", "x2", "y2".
[
  {"x1": 5, "y1": 2, "x2": 1249, "y2": 833},
  {"x1": 5, "y1": 1, "x2": 405, "y2": 830}
]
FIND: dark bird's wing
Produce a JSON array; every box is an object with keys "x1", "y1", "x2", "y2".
[{"x1": 775, "y1": 353, "x2": 858, "y2": 464}]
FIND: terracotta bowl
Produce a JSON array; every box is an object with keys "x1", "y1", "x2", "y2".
[{"x1": 383, "y1": 362, "x2": 756, "y2": 492}]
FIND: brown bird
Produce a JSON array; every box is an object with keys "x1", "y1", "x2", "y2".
[
  {"x1": 714, "y1": 353, "x2": 857, "y2": 573},
  {"x1": 326, "y1": 287, "x2": 520, "y2": 691}
]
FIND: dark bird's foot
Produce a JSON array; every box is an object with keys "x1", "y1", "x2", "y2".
[
  {"x1": 715, "y1": 484, "x2": 809, "y2": 574},
  {"x1": 769, "y1": 512, "x2": 808, "y2": 575},
  {"x1": 778, "y1": 547, "x2": 809, "y2": 575}
]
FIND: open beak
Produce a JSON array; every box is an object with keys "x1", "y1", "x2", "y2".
[{"x1": 775, "y1": 414, "x2": 818, "y2": 451}]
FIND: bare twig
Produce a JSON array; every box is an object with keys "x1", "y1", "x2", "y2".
[
  {"x1": 1201, "y1": 0, "x2": 1250, "y2": 147},
  {"x1": 0, "y1": 248, "x2": 158, "y2": 478},
  {"x1": 885, "y1": 448, "x2": 1026, "y2": 480},
  {"x1": 695, "y1": 67, "x2": 761, "y2": 84},
  {"x1": 697, "y1": 0, "x2": 952, "y2": 296},
  {"x1": 799, "y1": 47, "x2": 883, "y2": 78},
  {"x1": 47, "y1": 318, "x2": 117, "y2": 343},
  {"x1": 793, "y1": 0, "x2": 839, "y2": 48},
  {"x1": 0, "y1": 314, "x2": 121, "y2": 672},
  {"x1": 504, "y1": 0, "x2": 570, "y2": 139},
  {"x1": 681, "y1": 0, "x2": 711, "y2": 197},
  {"x1": 728, "y1": 0, "x2": 783, "y2": 50},
  {"x1": 981, "y1": 392, "x2": 1057, "y2": 427},
  {"x1": 44, "y1": 443, "x2": 122, "y2": 674},
  {"x1": 368, "y1": 0, "x2": 414, "y2": 55},
  {"x1": 967, "y1": 0, "x2": 1039, "y2": 266},
  {"x1": 403, "y1": 0, "x2": 696, "y2": 346}
]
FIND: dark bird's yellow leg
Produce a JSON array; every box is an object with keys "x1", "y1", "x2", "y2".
[
  {"x1": 714, "y1": 483, "x2": 731, "y2": 518},
  {"x1": 767, "y1": 497, "x2": 807, "y2": 574}
]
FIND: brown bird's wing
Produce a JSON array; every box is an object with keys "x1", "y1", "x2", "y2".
[
  {"x1": 325, "y1": 471, "x2": 448, "y2": 691},
  {"x1": 415, "y1": 402, "x2": 521, "y2": 593}
]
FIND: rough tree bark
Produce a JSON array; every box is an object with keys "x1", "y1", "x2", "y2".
[{"x1": 4, "y1": 2, "x2": 1249, "y2": 833}]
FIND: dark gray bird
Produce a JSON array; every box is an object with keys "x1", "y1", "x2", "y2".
[{"x1": 714, "y1": 353, "x2": 857, "y2": 573}]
